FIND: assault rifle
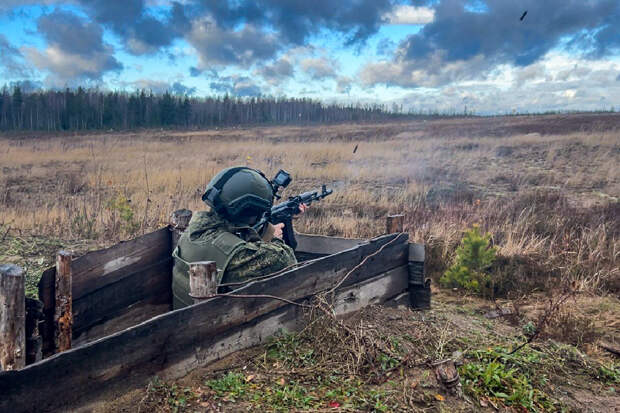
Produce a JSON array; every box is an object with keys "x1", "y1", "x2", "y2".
[{"x1": 255, "y1": 170, "x2": 333, "y2": 249}]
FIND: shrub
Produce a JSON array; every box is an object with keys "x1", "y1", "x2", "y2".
[{"x1": 440, "y1": 225, "x2": 497, "y2": 297}]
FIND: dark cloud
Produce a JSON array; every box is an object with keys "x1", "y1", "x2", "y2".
[
  {"x1": 25, "y1": 10, "x2": 121, "y2": 83},
  {"x1": 0, "y1": 34, "x2": 30, "y2": 78},
  {"x1": 403, "y1": 0, "x2": 619, "y2": 67},
  {"x1": 362, "y1": 0, "x2": 620, "y2": 88},
  {"x1": 195, "y1": 0, "x2": 394, "y2": 46},
  {"x1": 76, "y1": 0, "x2": 190, "y2": 55},
  {"x1": 171, "y1": 81, "x2": 197, "y2": 95},
  {"x1": 188, "y1": 21, "x2": 280, "y2": 68},
  {"x1": 258, "y1": 59, "x2": 294, "y2": 84},
  {"x1": 37, "y1": 10, "x2": 106, "y2": 56}
]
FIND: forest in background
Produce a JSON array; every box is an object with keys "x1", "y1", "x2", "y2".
[{"x1": 0, "y1": 86, "x2": 411, "y2": 131}]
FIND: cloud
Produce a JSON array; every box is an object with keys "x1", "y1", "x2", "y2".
[
  {"x1": 188, "y1": 20, "x2": 280, "y2": 69},
  {"x1": 194, "y1": 0, "x2": 394, "y2": 46},
  {"x1": 209, "y1": 73, "x2": 262, "y2": 96},
  {"x1": 0, "y1": 34, "x2": 30, "y2": 78},
  {"x1": 76, "y1": 0, "x2": 190, "y2": 55},
  {"x1": 336, "y1": 77, "x2": 352, "y2": 94},
  {"x1": 24, "y1": 10, "x2": 121, "y2": 84},
  {"x1": 402, "y1": 0, "x2": 619, "y2": 67},
  {"x1": 257, "y1": 58, "x2": 294, "y2": 84},
  {"x1": 361, "y1": 0, "x2": 620, "y2": 89},
  {"x1": 383, "y1": 5, "x2": 435, "y2": 25},
  {"x1": 301, "y1": 57, "x2": 338, "y2": 80},
  {"x1": 171, "y1": 81, "x2": 196, "y2": 95},
  {"x1": 394, "y1": 55, "x2": 620, "y2": 114},
  {"x1": 0, "y1": 0, "x2": 61, "y2": 14},
  {"x1": 376, "y1": 37, "x2": 396, "y2": 56}
]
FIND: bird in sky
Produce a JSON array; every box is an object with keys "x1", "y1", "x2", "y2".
[{"x1": 520, "y1": 10, "x2": 528, "y2": 21}]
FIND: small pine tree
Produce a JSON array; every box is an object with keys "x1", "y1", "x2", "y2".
[{"x1": 440, "y1": 225, "x2": 497, "y2": 297}]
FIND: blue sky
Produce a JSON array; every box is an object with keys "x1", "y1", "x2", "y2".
[{"x1": 1, "y1": 1, "x2": 619, "y2": 114}]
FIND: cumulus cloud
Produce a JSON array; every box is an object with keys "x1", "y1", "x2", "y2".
[
  {"x1": 383, "y1": 5, "x2": 434, "y2": 25},
  {"x1": 188, "y1": 20, "x2": 280, "y2": 70},
  {"x1": 301, "y1": 57, "x2": 338, "y2": 80},
  {"x1": 24, "y1": 11, "x2": 121, "y2": 84},
  {"x1": 209, "y1": 73, "x2": 262, "y2": 96},
  {"x1": 257, "y1": 58, "x2": 295, "y2": 85},
  {"x1": 361, "y1": 0, "x2": 620, "y2": 90},
  {"x1": 337, "y1": 77, "x2": 352, "y2": 94},
  {"x1": 129, "y1": 79, "x2": 196, "y2": 94},
  {"x1": 75, "y1": 0, "x2": 190, "y2": 55},
  {"x1": 402, "y1": 0, "x2": 619, "y2": 67},
  {"x1": 395, "y1": 55, "x2": 620, "y2": 114},
  {"x1": 194, "y1": 0, "x2": 394, "y2": 46}
]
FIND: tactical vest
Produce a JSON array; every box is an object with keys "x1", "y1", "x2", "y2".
[{"x1": 172, "y1": 230, "x2": 247, "y2": 309}]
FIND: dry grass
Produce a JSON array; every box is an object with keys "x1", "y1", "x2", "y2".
[
  {"x1": 1, "y1": 116, "x2": 619, "y2": 295},
  {"x1": 3, "y1": 114, "x2": 618, "y2": 412}
]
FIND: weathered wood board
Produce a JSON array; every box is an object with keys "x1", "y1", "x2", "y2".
[
  {"x1": 1, "y1": 233, "x2": 409, "y2": 413},
  {"x1": 38, "y1": 227, "x2": 172, "y2": 351}
]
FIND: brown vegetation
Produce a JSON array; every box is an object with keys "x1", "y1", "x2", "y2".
[{"x1": 1, "y1": 113, "x2": 619, "y2": 411}]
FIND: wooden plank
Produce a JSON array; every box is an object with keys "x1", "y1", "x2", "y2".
[
  {"x1": 71, "y1": 227, "x2": 171, "y2": 301},
  {"x1": 0, "y1": 233, "x2": 407, "y2": 412},
  {"x1": 294, "y1": 232, "x2": 365, "y2": 256},
  {"x1": 54, "y1": 251, "x2": 72, "y2": 352},
  {"x1": 0, "y1": 264, "x2": 25, "y2": 371},
  {"x1": 37, "y1": 267, "x2": 56, "y2": 357},
  {"x1": 159, "y1": 266, "x2": 408, "y2": 380},
  {"x1": 72, "y1": 258, "x2": 172, "y2": 338},
  {"x1": 73, "y1": 300, "x2": 170, "y2": 347},
  {"x1": 333, "y1": 265, "x2": 408, "y2": 316}
]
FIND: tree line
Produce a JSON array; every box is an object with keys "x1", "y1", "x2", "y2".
[{"x1": 0, "y1": 86, "x2": 407, "y2": 131}]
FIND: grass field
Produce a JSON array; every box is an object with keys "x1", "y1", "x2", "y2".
[{"x1": 1, "y1": 112, "x2": 619, "y2": 411}]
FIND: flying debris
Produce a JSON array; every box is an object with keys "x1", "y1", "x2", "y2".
[
  {"x1": 520, "y1": 10, "x2": 528, "y2": 21},
  {"x1": 353, "y1": 144, "x2": 358, "y2": 154}
]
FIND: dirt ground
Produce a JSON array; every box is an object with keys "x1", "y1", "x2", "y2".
[{"x1": 98, "y1": 289, "x2": 620, "y2": 412}]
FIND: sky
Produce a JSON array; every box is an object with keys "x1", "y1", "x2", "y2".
[{"x1": 0, "y1": 0, "x2": 619, "y2": 114}]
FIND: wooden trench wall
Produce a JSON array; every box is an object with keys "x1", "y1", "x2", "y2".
[{"x1": 0, "y1": 226, "x2": 425, "y2": 412}]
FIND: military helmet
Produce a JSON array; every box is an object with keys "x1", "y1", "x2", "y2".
[{"x1": 202, "y1": 166, "x2": 274, "y2": 221}]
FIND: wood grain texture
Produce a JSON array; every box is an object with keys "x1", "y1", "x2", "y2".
[
  {"x1": 71, "y1": 227, "x2": 171, "y2": 300},
  {"x1": 72, "y1": 258, "x2": 172, "y2": 340},
  {"x1": 37, "y1": 267, "x2": 56, "y2": 357},
  {"x1": 54, "y1": 251, "x2": 72, "y2": 352},
  {"x1": 294, "y1": 232, "x2": 365, "y2": 255},
  {"x1": 0, "y1": 233, "x2": 408, "y2": 412},
  {"x1": 0, "y1": 264, "x2": 25, "y2": 371}
]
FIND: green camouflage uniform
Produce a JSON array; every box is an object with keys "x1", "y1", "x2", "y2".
[{"x1": 172, "y1": 210, "x2": 296, "y2": 309}]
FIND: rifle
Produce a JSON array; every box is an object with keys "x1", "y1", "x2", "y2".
[{"x1": 255, "y1": 170, "x2": 333, "y2": 249}]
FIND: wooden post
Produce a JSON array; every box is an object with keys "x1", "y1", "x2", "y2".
[
  {"x1": 54, "y1": 251, "x2": 72, "y2": 352},
  {"x1": 25, "y1": 298, "x2": 43, "y2": 365},
  {"x1": 408, "y1": 243, "x2": 430, "y2": 310},
  {"x1": 0, "y1": 264, "x2": 25, "y2": 371},
  {"x1": 386, "y1": 214, "x2": 405, "y2": 234},
  {"x1": 170, "y1": 209, "x2": 193, "y2": 250},
  {"x1": 189, "y1": 261, "x2": 218, "y2": 304}
]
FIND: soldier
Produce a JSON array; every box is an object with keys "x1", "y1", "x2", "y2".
[{"x1": 172, "y1": 166, "x2": 307, "y2": 309}]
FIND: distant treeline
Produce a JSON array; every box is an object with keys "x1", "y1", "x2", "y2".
[{"x1": 0, "y1": 86, "x2": 408, "y2": 131}]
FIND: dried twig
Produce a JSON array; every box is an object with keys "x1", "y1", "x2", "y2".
[{"x1": 188, "y1": 292, "x2": 313, "y2": 308}]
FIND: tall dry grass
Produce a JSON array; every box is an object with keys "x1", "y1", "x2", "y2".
[{"x1": 1, "y1": 120, "x2": 618, "y2": 294}]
